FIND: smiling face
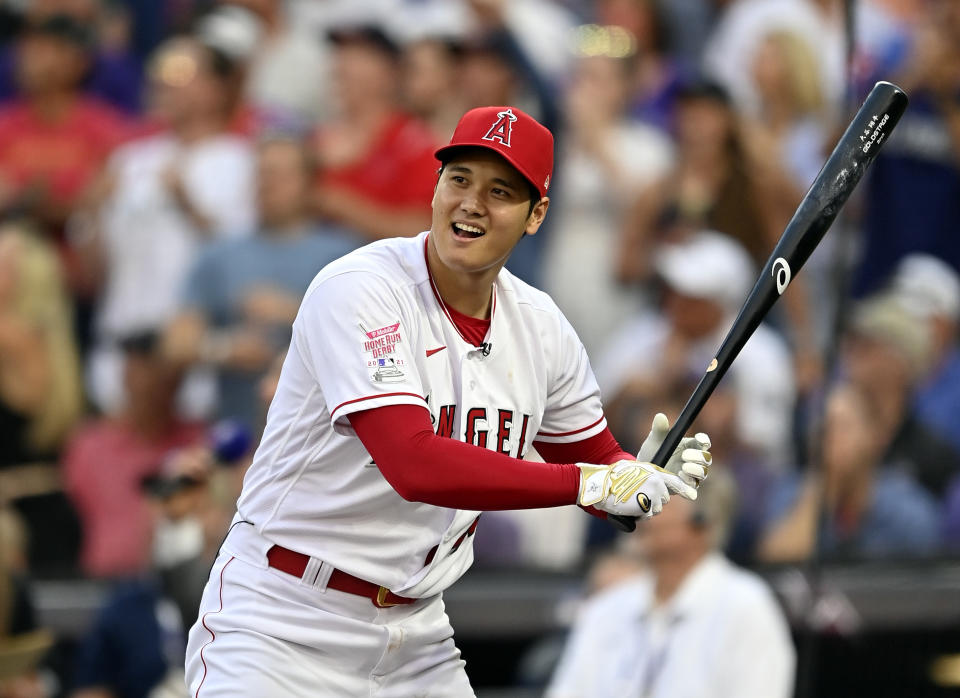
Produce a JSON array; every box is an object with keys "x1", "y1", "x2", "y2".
[{"x1": 429, "y1": 148, "x2": 548, "y2": 282}]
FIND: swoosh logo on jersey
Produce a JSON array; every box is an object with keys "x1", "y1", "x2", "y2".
[{"x1": 426, "y1": 346, "x2": 447, "y2": 357}]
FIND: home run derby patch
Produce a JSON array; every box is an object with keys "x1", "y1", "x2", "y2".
[{"x1": 360, "y1": 322, "x2": 406, "y2": 383}]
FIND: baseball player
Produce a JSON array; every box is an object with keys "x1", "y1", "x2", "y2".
[{"x1": 184, "y1": 106, "x2": 713, "y2": 697}]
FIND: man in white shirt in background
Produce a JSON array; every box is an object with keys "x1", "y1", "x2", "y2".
[
  {"x1": 547, "y1": 469, "x2": 795, "y2": 698},
  {"x1": 77, "y1": 37, "x2": 256, "y2": 419},
  {"x1": 595, "y1": 231, "x2": 796, "y2": 468}
]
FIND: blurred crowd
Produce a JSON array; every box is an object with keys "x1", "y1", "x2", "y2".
[{"x1": 0, "y1": 0, "x2": 959, "y2": 695}]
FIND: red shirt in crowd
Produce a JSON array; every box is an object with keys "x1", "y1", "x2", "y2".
[
  {"x1": 314, "y1": 112, "x2": 439, "y2": 216},
  {"x1": 63, "y1": 418, "x2": 206, "y2": 578},
  {"x1": 0, "y1": 97, "x2": 128, "y2": 211}
]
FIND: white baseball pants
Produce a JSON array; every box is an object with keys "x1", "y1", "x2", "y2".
[{"x1": 184, "y1": 525, "x2": 476, "y2": 697}]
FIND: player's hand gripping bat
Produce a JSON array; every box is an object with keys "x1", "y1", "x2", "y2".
[{"x1": 610, "y1": 80, "x2": 909, "y2": 533}]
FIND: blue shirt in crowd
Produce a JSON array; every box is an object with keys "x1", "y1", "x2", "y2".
[
  {"x1": 914, "y1": 348, "x2": 960, "y2": 451},
  {"x1": 765, "y1": 468, "x2": 942, "y2": 558},
  {"x1": 182, "y1": 225, "x2": 360, "y2": 430}
]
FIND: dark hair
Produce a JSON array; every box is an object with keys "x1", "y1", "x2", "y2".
[
  {"x1": 118, "y1": 330, "x2": 161, "y2": 355},
  {"x1": 25, "y1": 14, "x2": 95, "y2": 51},
  {"x1": 257, "y1": 133, "x2": 318, "y2": 178},
  {"x1": 437, "y1": 157, "x2": 541, "y2": 217},
  {"x1": 675, "y1": 76, "x2": 732, "y2": 106},
  {"x1": 202, "y1": 43, "x2": 239, "y2": 82},
  {"x1": 327, "y1": 24, "x2": 401, "y2": 60}
]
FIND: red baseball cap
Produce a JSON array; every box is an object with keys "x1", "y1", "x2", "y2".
[{"x1": 434, "y1": 106, "x2": 554, "y2": 199}]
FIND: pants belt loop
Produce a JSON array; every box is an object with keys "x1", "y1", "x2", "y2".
[{"x1": 301, "y1": 557, "x2": 333, "y2": 591}]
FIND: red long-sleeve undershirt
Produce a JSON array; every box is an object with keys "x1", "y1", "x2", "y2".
[{"x1": 348, "y1": 404, "x2": 632, "y2": 511}]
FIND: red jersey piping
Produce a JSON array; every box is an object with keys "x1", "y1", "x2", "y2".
[{"x1": 537, "y1": 415, "x2": 605, "y2": 438}]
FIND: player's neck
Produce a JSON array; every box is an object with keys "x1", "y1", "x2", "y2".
[
  {"x1": 426, "y1": 245, "x2": 497, "y2": 319},
  {"x1": 433, "y1": 272, "x2": 494, "y2": 319}
]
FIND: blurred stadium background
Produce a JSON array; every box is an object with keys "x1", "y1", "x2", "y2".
[{"x1": 0, "y1": 0, "x2": 959, "y2": 696}]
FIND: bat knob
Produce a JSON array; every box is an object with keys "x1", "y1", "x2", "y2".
[{"x1": 608, "y1": 515, "x2": 637, "y2": 533}]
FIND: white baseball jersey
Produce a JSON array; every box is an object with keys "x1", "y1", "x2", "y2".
[{"x1": 234, "y1": 231, "x2": 605, "y2": 598}]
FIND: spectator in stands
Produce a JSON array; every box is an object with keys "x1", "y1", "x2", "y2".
[
  {"x1": 163, "y1": 136, "x2": 360, "y2": 431},
  {"x1": 63, "y1": 331, "x2": 207, "y2": 579},
  {"x1": 542, "y1": 36, "x2": 673, "y2": 357},
  {"x1": 617, "y1": 79, "x2": 782, "y2": 278},
  {"x1": 943, "y1": 476, "x2": 960, "y2": 549},
  {"x1": 74, "y1": 35, "x2": 256, "y2": 418},
  {"x1": 745, "y1": 29, "x2": 828, "y2": 193},
  {"x1": 0, "y1": 0, "x2": 143, "y2": 113},
  {"x1": 223, "y1": 0, "x2": 330, "y2": 129},
  {"x1": 401, "y1": 36, "x2": 466, "y2": 143},
  {"x1": 595, "y1": 231, "x2": 795, "y2": 467},
  {"x1": 310, "y1": 23, "x2": 439, "y2": 240},
  {"x1": 0, "y1": 506, "x2": 50, "y2": 698},
  {"x1": 701, "y1": 0, "x2": 844, "y2": 118},
  {"x1": 677, "y1": 381, "x2": 775, "y2": 564},
  {"x1": 759, "y1": 380, "x2": 942, "y2": 561},
  {"x1": 458, "y1": 33, "x2": 522, "y2": 114},
  {"x1": 594, "y1": 0, "x2": 685, "y2": 132},
  {"x1": 0, "y1": 224, "x2": 83, "y2": 576},
  {"x1": 0, "y1": 13, "x2": 127, "y2": 231},
  {"x1": 744, "y1": 27, "x2": 836, "y2": 368},
  {"x1": 463, "y1": 0, "x2": 578, "y2": 89},
  {"x1": 71, "y1": 447, "x2": 226, "y2": 698},
  {"x1": 459, "y1": 0, "x2": 562, "y2": 131},
  {"x1": 616, "y1": 78, "x2": 818, "y2": 389},
  {"x1": 884, "y1": 254, "x2": 960, "y2": 450},
  {"x1": 843, "y1": 292, "x2": 960, "y2": 498},
  {"x1": 547, "y1": 471, "x2": 795, "y2": 698},
  {"x1": 852, "y1": 0, "x2": 960, "y2": 295},
  {"x1": 0, "y1": 223, "x2": 82, "y2": 467}
]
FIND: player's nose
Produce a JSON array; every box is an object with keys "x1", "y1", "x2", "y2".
[{"x1": 458, "y1": 191, "x2": 485, "y2": 216}]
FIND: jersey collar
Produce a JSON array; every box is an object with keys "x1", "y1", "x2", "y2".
[{"x1": 423, "y1": 235, "x2": 497, "y2": 348}]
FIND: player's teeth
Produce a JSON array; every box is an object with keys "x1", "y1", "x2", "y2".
[{"x1": 455, "y1": 223, "x2": 484, "y2": 235}]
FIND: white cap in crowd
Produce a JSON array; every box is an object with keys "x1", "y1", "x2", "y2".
[
  {"x1": 654, "y1": 230, "x2": 756, "y2": 312},
  {"x1": 849, "y1": 291, "x2": 933, "y2": 376},
  {"x1": 196, "y1": 5, "x2": 264, "y2": 60},
  {"x1": 889, "y1": 253, "x2": 960, "y2": 322}
]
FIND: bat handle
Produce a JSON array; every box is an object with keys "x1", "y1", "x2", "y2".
[
  {"x1": 608, "y1": 514, "x2": 637, "y2": 532},
  {"x1": 609, "y1": 367, "x2": 721, "y2": 533},
  {"x1": 650, "y1": 368, "x2": 722, "y2": 467},
  {"x1": 650, "y1": 415, "x2": 693, "y2": 467},
  {"x1": 606, "y1": 399, "x2": 704, "y2": 534}
]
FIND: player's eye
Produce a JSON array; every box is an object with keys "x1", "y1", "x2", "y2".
[
  {"x1": 491, "y1": 187, "x2": 511, "y2": 198},
  {"x1": 450, "y1": 175, "x2": 467, "y2": 184}
]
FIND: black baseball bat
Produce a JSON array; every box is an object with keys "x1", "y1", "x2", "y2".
[{"x1": 612, "y1": 80, "x2": 908, "y2": 532}]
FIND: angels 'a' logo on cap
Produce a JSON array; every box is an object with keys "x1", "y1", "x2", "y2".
[{"x1": 482, "y1": 108, "x2": 518, "y2": 148}]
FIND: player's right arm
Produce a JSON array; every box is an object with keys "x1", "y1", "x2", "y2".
[{"x1": 348, "y1": 405, "x2": 695, "y2": 518}]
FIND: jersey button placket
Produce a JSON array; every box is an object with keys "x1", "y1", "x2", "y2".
[{"x1": 460, "y1": 350, "x2": 479, "y2": 447}]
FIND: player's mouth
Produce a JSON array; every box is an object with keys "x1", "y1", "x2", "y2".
[{"x1": 451, "y1": 222, "x2": 486, "y2": 240}]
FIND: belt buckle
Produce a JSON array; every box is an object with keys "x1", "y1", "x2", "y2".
[{"x1": 375, "y1": 585, "x2": 399, "y2": 609}]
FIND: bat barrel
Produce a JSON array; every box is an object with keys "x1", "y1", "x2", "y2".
[{"x1": 648, "y1": 81, "x2": 908, "y2": 469}]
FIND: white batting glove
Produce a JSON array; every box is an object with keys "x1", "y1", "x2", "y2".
[
  {"x1": 637, "y1": 413, "x2": 712, "y2": 490},
  {"x1": 577, "y1": 460, "x2": 697, "y2": 519}
]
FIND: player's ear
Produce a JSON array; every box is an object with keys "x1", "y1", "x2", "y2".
[
  {"x1": 524, "y1": 197, "x2": 549, "y2": 237},
  {"x1": 431, "y1": 182, "x2": 441, "y2": 209},
  {"x1": 431, "y1": 166, "x2": 442, "y2": 208}
]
